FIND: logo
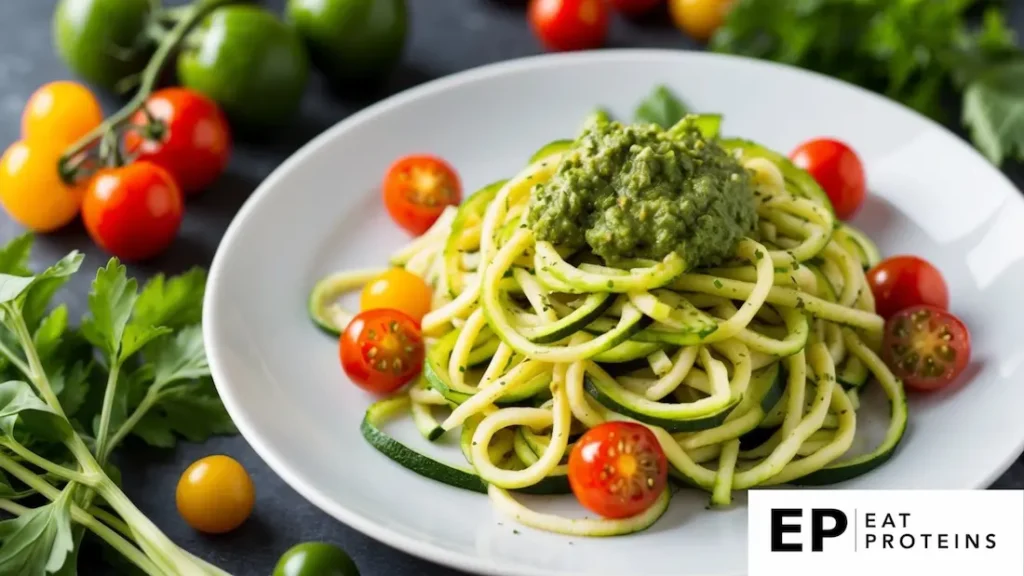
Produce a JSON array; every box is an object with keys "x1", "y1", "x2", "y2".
[{"x1": 748, "y1": 490, "x2": 1024, "y2": 576}]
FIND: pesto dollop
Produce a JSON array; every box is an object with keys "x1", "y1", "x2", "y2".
[{"x1": 526, "y1": 120, "x2": 758, "y2": 269}]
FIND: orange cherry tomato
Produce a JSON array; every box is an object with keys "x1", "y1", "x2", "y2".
[
  {"x1": 0, "y1": 139, "x2": 87, "y2": 232},
  {"x1": 176, "y1": 455, "x2": 255, "y2": 534},
  {"x1": 82, "y1": 162, "x2": 184, "y2": 262},
  {"x1": 882, "y1": 305, "x2": 971, "y2": 392},
  {"x1": 866, "y1": 255, "x2": 949, "y2": 320},
  {"x1": 529, "y1": 0, "x2": 610, "y2": 52},
  {"x1": 789, "y1": 138, "x2": 867, "y2": 221},
  {"x1": 383, "y1": 154, "x2": 462, "y2": 236},
  {"x1": 339, "y1": 308, "x2": 424, "y2": 394},
  {"x1": 360, "y1": 268, "x2": 433, "y2": 324},
  {"x1": 668, "y1": 0, "x2": 734, "y2": 43},
  {"x1": 124, "y1": 87, "x2": 232, "y2": 196},
  {"x1": 21, "y1": 80, "x2": 103, "y2": 144},
  {"x1": 567, "y1": 421, "x2": 668, "y2": 519}
]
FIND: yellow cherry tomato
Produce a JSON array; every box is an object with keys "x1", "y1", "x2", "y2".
[
  {"x1": 0, "y1": 139, "x2": 87, "y2": 232},
  {"x1": 360, "y1": 268, "x2": 433, "y2": 324},
  {"x1": 176, "y1": 455, "x2": 255, "y2": 534},
  {"x1": 21, "y1": 81, "x2": 104, "y2": 144},
  {"x1": 668, "y1": 0, "x2": 734, "y2": 42}
]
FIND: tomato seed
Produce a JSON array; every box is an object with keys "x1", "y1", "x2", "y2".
[
  {"x1": 368, "y1": 347, "x2": 378, "y2": 358},
  {"x1": 937, "y1": 344, "x2": 955, "y2": 361}
]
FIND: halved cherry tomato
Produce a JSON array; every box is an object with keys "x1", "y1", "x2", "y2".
[
  {"x1": 567, "y1": 421, "x2": 668, "y2": 519},
  {"x1": 610, "y1": 0, "x2": 662, "y2": 16},
  {"x1": 340, "y1": 308, "x2": 425, "y2": 394},
  {"x1": 360, "y1": 268, "x2": 433, "y2": 324},
  {"x1": 528, "y1": 0, "x2": 610, "y2": 52},
  {"x1": 882, "y1": 305, "x2": 971, "y2": 392},
  {"x1": 866, "y1": 255, "x2": 949, "y2": 320},
  {"x1": 124, "y1": 87, "x2": 232, "y2": 196},
  {"x1": 668, "y1": 0, "x2": 733, "y2": 42},
  {"x1": 789, "y1": 138, "x2": 866, "y2": 220},
  {"x1": 0, "y1": 139, "x2": 87, "y2": 232},
  {"x1": 82, "y1": 161, "x2": 184, "y2": 262},
  {"x1": 176, "y1": 455, "x2": 255, "y2": 534},
  {"x1": 383, "y1": 154, "x2": 461, "y2": 236},
  {"x1": 21, "y1": 81, "x2": 103, "y2": 145}
]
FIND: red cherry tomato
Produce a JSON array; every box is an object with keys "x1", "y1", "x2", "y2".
[
  {"x1": 82, "y1": 162, "x2": 184, "y2": 262},
  {"x1": 567, "y1": 421, "x2": 668, "y2": 519},
  {"x1": 124, "y1": 87, "x2": 231, "y2": 196},
  {"x1": 866, "y1": 255, "x2": 949, "y2": 319},
  {"x1": 528, "y1": 0, "x2": 610, "y2": 52},
  {"x1": 339, "y1": 308, "x2": 425, "y2": 394},
  {"x1": 882, "y1": 305, "x2": 971, "y2": 392},
  {"x1": 383, "y1": 154, "x2": 462, "y2": 236},
  {"x1": 789, "y1": 138, "x2": 866, "y2": 220},
  {"x1": 610, "y1": 0, "x2": 662, "y2": 16}
]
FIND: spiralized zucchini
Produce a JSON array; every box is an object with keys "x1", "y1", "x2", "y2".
[{"x1": 310, "y1": 115, "x2": 907, "y2": 539}]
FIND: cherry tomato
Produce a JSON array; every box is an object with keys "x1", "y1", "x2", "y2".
[
  {"x1": 866, "y1": 256, "x2": 949, "y2": 320},
  {"x1": 21, "y1": 81, "x2": 103, "y2": 145},
  {"x1": 124, "y1": 87, "x2": 232, "y2": 196},
  {"x1": 81, "y1": 162, "x2": 184, "y2": 262},
  {"x1": 789, "y1": 138, "x2": 866, "y2": 220},
  {"x1": 882, "y1": 305, "x2": 971, "y2": 392},
  {"x1": 176, "y1": 455, "x2": 255, "y2": 534},
  {"x1": 528, "y1": 0, "x2": 610, "y2": 52},
  {"x1": 610, "y1": 0, "x2": 662, "y2": 16},
  {"x1": 273, "y1": 542, "x2": 360, "y2": 576},
  {"x1": 567, "y1": 421, "x2": 668, "y2": 519},
  {"x1": 360, "y1": 268, "x2": 433, "y2": 324},
  {"x1": 383, "y1": 154, "x2": 462, "y2": 236},
  {"x1": 0, "y1": 139, "x2": 87, "y2": 232},
  {"x1": 340, "y1": 308, "x2": 425, "y2": 394},
  {"x1": 668, "y1": 0, "x2": 733, "y2": 42}
]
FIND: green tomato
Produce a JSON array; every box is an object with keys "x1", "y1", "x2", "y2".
[
  {"x1": 273, "y1": 542, "x2": 360, "y2": 576},
  {"x1": 286, "y1": 0, "x2": 407, "y2": 90},
  {"x1": 53, "y1": 0, "x2": 152, "y2": 91},
  {"x1": 176, "y1": 6, "x2": 309, "y2": 131}
]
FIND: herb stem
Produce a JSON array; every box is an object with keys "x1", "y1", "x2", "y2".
[
  {"x1": 4, "y1": 303, "x2": 64, "y2": 415},
  {"x1": 104, "y1": 382, "x2": 169, "y2": 461},
  {"x1": 0, "y1": 438, "x2": 99, "y2": 486},
  {"x1": 0, "y1": 497, "x2": 163, "y2": 576},
  {"x1": 56, "y1": 0, "x2": 238, "y2": 180},
  {"x1": 93, "y1": 361, "x2": 122, "y2": 464},
  {"x1": 0, "y1": 337, "x2": 30, "y2": 377}
]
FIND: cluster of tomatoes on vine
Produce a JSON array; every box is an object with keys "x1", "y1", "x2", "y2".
[{"x1": 0, "y1": 81, "x2": 231, "y2": 262}]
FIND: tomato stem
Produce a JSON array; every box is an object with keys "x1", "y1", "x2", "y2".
[{"x1": 57, "y1": 0, "x2": 241, "y2": 183}]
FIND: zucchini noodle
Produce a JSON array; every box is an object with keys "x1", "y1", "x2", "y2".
[{"x1": 311, "y1": 113, "x2": 908, "y2": 539}]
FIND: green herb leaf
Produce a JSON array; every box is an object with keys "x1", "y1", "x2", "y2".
[
  {"x1": 0, "y1": 488, "x2": 75, "y2": 575},
  {"x1": 634, "y1": 85, "x2": 688, "y2": 128},
  {"x1": 0, "y1": 234, "x2": 34, "y2": 276},
  {"x1": 80, "y1": 260, "x2": 138, "y2": 360},
  {"x1": 33, "y1": 305, "x2": 68, "y2": 364},
  {"x1": 0, "y1": 252, "x2": 82, "y2": 308},
  {"x1": 0, "y1": 380, "x2": 71, "y2": 441},
  {"x1": 51, "y1": 362, "x2": 91, "y2": 419},
  {"x1": 152, "y1": 325, "x2": 209, "y2": 385},
  {"x1": 963, "y1": 60, "x2": 1024, "y2": 165},
  {"x1": 118, "y1": 325, "x2": 172, "y2": 364},
  {"x1": 131, "y1": 380, "x2": 235, "y2": 448},
  {"x1": 132, "y1": 269, "x2": 206, "y2": 330}
]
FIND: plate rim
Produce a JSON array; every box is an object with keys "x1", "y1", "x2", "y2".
[{"x1": 204, "y1": 48, "x2": 1024, "y2": 576}]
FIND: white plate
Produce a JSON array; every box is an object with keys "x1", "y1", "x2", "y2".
[{"x1": 204, "y1": 50, "x2": 1024, "y2": 576}]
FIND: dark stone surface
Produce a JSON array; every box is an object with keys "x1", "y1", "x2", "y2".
[{"x1": 1, "y1": 1, "x2": 1022, "y2": 575}]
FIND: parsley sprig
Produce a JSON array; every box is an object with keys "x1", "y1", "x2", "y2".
[
  {"x1": 711, "y1": 0, "x2": 1024, "y2": 166},
  {"x1": 0, "y1": 234, "x2": 234, "y2": 575}
]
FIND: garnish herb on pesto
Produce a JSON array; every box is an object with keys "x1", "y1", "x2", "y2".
[{"x1": 526, "y1": 118, "x2": 758, "y2": 269}]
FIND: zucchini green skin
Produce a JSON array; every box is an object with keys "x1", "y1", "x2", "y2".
[
  {"x1": 720, "y1": 138, "x2": 836, "y2": 216},
  {"x1": 525, "y1": 293, "x2": 614, "y2": 344},
  {"x1": 444, "y1": 180, "x2": 505, "y2": 293},
  {"x1": 362, "y1": 397, "x2": 570, "y2": 495},
  {"x1": 422, "y1": 345, "x2": 550, "y2": 407},
  {"x1": 584, "y1": 375, "x2": 738, "y2": 433},
  {"x1": 528, "y1": 139, "x2": 573, "y2": 164},
  {"x1": 790, "y1": 395, "x2": 908, "y2": 486},
  {"x1": 592, "y1": 340, "x2": 665, "y2": 364}
]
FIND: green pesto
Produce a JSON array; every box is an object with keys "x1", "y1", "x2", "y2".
[{"x1": 526, "y1": 120, "x2": 758, "y2": 269}]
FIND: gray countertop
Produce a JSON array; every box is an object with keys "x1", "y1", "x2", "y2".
[{"x1": 2, "y1": 1, "x2": 1023, "y2": 575}]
